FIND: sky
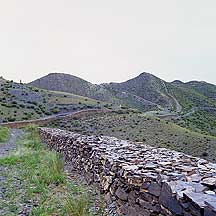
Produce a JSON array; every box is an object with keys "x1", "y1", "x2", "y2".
[{"x1": 0, "y1": 0, "x2": 216, "y2": 84}]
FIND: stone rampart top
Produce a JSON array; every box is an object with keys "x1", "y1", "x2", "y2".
[{"x1": 40, "y1": 128, "x2": 216, "y2": 215}]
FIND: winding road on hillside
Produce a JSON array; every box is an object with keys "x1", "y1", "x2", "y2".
[
  {"x1": 162, "y1": 81, "x2": 182, "y2": 113},
  {"x1": 144, "y1": 82, "x2": 183, "y2": 118},
  {"x1": 0, "y1": 109, "x2": 108, "y2": 128}
]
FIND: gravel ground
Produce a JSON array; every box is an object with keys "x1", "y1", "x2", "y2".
[{"x1": 0, "y1": 129, "x2": 24, "y2": 157}]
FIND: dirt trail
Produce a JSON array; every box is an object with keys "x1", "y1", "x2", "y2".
[
  {"x1": 0, "y1": 129, "x2": 24, "y2": 202},
  {"x1": 0, "y1": 129, "x2": 24, "y2": 157},
  {"x1": 162, "y1": 81, "x2": 182, "y2": 113},
  {"x1": 0, "y1": 109, "x2": 108, "y2": 128}
]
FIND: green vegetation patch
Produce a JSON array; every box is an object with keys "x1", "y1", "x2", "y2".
[
  {"x1": 0, "y1": 125, "x2": 103, "y2": 215},
  {"x1": 0, "y1": 80, "x2": 104, "y2": 123},
  {"x1": 49, "y1": 111, "x2": 216, "y2": 162},
  {"x1": 175, "y1": 110, "x2": 216, "y2": 137},
  {"x1": 0, "y1": 126, "x2": 9, "y2": 143}
]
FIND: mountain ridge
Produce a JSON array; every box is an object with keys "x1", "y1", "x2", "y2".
[
  {"x1": 1, "y1": 71, "x2": 216, "y2": 145},
  {"x1": 29, "y1": 71, "x2": 216, "y2": 113}
]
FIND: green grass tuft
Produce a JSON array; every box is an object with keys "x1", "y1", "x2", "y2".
[
  {"x1": 0, "y1": 126, "x2": 9, "y2": 143},
  {"x1": 0, "y1": 125, "x2": 102, "y2": 215}
]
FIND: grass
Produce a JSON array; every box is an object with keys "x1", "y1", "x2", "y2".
[
  {"x1": 0, "y1": 126, "x2": 9, "y2": 143},
  {"x1": 45, "y1": 89, "x2": 102, "y2": 105},
  {"x1": 175, "y1": 110, "x2": 216, "y2": 137},
  {"x1": 168, "y1": 84, "x2": 216, "y2": 112},
  {"x1": 0, "y1": 125, "x2": 102, "y2": 215},
  {"x1": 48, "y1": 111, "x2": 216, "y2": 162}
]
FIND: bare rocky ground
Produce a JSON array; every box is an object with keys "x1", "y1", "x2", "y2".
[{"x1": 0, "y1": 129, "x2": 24, "y2": 157}]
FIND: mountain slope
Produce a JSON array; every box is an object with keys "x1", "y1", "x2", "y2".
[
  {"x1": 30, "y1": 73, "x2": 114, "y2": 102},
  {"x1": 104, "y1": 73, "x2": 216, "y2": 114},
  {"x1": 170, "y1": 81, "x2": 216, "y2": 112},
  {"x1": 30, "y1": 73, "x2": 166, "y2": 111},
  {"x1": 30, "y1": 72, "x2": 180, "y2": 111},
  {"x1": 103, "y1": 72, "x2": 169, "y2": 106},
  {"x1": 103, "y1": 72, "x2": 180, "y2": 112},
  {"x1": 48, "y1": 111, "x2": 216, "y2": 162},
  {"x1": 0, "y1": 77, "x2": 102, "y2": 123},
  {"x1": 185, "y1": 81, "x2": 216, "y2": 100},
  {"x1": 30, "y1": 72, "x2": 216, "y2": 115}
]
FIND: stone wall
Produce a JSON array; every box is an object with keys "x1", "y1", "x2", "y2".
[
  {"x1": 0, "y1": 109, "x2": 108, "y2": 128},
  {"x1": 39, "y1": 128, "x2": 216, "y2": 216}
]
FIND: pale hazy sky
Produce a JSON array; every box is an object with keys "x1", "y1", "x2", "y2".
[{"x1": 0, "y1": 0, "x2": 216, "y2": 84}]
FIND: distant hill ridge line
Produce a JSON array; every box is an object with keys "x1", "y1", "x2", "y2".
[
  {"x1": 29, "y1": 71, "x2": 214, "y2": 86},
  {"x1": 29, "y1": 72, "x2": 216, "y2": 113}
]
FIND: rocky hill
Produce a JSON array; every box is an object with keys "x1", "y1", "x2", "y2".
[
  {"x1": 29, "y1": 72, "x2": 174, "y2": 111},
  {"x1": 30, "y1": 72, "x2": 216, "y2": 113},
  {"x1": 0, "y1": 77, "x2": 102, "y2": 123},
  {"x1": 170, "y1": 80, "x2": 216, "y2": 112},
  {"x1": 30, "y1": 72, "x2": 163, "y2": 111},
  {"x1": 103, "y1": 72, "x2": 170, "y2": 107},
  {"x1": 29, "y1": 73, "x2": 114, "y2": 102},
  {"x1": 29, "y1": 72, "x2": 216, "y2": 136},
  {"x1": 181, "y1": 80, "x2": 216, "y2": 100}
]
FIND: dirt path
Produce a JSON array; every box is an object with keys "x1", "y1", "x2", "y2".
[
  {"x1": 162, "y1": 81, "x2": 182, "y2": 113},
  {"x1": 0, "y1": 129, "x2": 24, "y2": 157},
  {"x1": 0, "y1": 129, "x2": 24, "y2": 202},
  {"x1": 0, "y1": 108, "x2": 109, "y2": 128}
]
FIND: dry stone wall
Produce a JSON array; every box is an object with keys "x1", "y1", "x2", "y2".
[
  {"x1": 0, "y1": 109, "x2": 108, "y2": 128},
  {"x1": 39, "y1": 128, "x2": 216, "y2": 216}
]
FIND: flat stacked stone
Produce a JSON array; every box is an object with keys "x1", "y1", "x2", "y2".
[{"x1": 39, "y1": 128, "x2": 216, "y2": 216}]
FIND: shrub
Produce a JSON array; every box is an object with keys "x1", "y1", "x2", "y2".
[
  {"x1": 63, "y1": 185, "x2": 92, "y2": 216},
  {"x1": 25, "y1": 124, "x2": 42, "y2": 149},
  {"x1": 202, "y1": 152, "x2": 208, "y2": 157},
  {"x1": 7, "y1": 117, "x2": 16, "y2": 122},
  {"x1": 40, "y1": 151, "x2": 65, "y2": 184},
  {"x1": 50, "y1": 107, "x2": 60, "y2": 114}
]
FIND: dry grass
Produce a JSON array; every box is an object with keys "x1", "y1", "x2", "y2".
[{"x1": 49, "y1": 111, "x2": 216, "y2": 162}]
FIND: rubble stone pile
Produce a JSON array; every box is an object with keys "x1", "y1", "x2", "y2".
[{"x1": 39, "y1": 127, "x2": 216, "y2": 216}]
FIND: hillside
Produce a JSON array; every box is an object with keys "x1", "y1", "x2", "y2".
[
  {"x1": 0, "y1": 77, "x2": 103, "y2": 123},
  {"x1": 30, "y1": 72, "x2": 216, "y2": 115},
  {"x1": 30, "y1": 73, "x2": 114, "y2": 102},
  {"x1": 14, "y1": 72, "x2": 216, "y2": 137},
  {"x1": 30, "y1": 72, "x2": 165, "y2": 111},
  {"x1": 48, "y1": 111, "x2": 216, "y2": 162},
  {"x1": 103, "y1": 72, "x2": 171, "y2": 109},
  {"x1": 184, "y1": 81, "x2": 216, "y2": 100},
  {"x1": 170, "y1": 80, "x2": 216, "y2": 112},
  {"x1": 29, "y1": 72, "x2": 181, "y2": 112},
  {"x1": 172, "y1": 109, "x2": 216, "y2": 137}
]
